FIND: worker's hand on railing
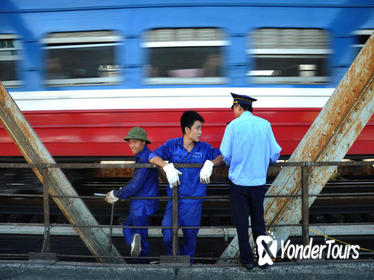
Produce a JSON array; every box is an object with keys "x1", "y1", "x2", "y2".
[
  {"x1": 105, "y1": 190, "x2": 119, "y2": 204},
  {"x1": 200, "y1": 160, "x2": 214, "y2": 184},
  {"x1": 163, "y1": 163, "x2": 182, "y2": 188}
]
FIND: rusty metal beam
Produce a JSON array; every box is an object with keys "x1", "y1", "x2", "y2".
[
  {"x1": 218, "y1": 33, "x2": 374, "y2": 263},
  {"x1": 0, "y1": 83, "x2": 124, "y2": 264}
]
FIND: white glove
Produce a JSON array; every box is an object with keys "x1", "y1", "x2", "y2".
[
  {"x1": 163, "y1": 163, "x2": 182, "y2": 188},
  {"x1": 105, "y1": 190, "x2": 119, "y2": 204},
  {"x1": 200, "y1": 160, "x2": 214, "y2": 184}
]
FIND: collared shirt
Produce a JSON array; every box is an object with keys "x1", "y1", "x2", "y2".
[
  {"x1": 114, "y1": 145, "x2": 159, "y2": 216},
  {"x1": 149, "y1": 137, "x2": 221, "y2": 204},
  {"x1": 220, "y1": 111, "x2": 281, "y2": 186}
]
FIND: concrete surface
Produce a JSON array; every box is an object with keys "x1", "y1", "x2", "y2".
[{"x1": 0, "y1": 260, "x2": 373, "y2": 280}]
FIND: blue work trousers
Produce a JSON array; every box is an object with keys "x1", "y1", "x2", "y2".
[
  {"x1": 162, "y1": 202, "x2": 202, "y2": 258},
  {"x1": 230, "y1": 184, "x2": 266, "y2": 265},
  {"x1": 123, "y1": 213, "x2": 150, "y2": 263}
]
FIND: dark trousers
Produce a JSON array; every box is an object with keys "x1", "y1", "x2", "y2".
[
  {"x1": 230, "y1": 184, "x2": 266, "y2": 265},
  {"x1": 162, "y1": 202, "x2": 202, "y2": 258}
]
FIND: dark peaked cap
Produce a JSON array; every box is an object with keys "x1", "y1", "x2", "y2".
[{"x1": 230, "y1": 92, "x2": 257, "y2": 109}]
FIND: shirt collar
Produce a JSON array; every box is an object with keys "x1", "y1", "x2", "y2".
[
  {"x1": 177, "y1": 136, "x2": 200, "y2": 151},
  {"x1": 240, "y1": 111, "x2": 253, "y2": 118},
  {"x1": 136, "y1": 145, "x2": 149, "y2": 160},
  {"x1": 177, "y1": 136, "x2": 184, "y2": 147}
]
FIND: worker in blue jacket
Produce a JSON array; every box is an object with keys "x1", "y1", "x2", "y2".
[
  {"x1": 105, "y1": 127, "x2": 159, "y2": 263},
  {"x1": 149, "y1": 111, "x2": 223, "y2": 261}
]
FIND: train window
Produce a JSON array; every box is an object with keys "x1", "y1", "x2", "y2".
[
  {"x1": 143, "y1": 28, "x2": 228, "y2": 84},
  {"x1": 248, "y1": 28, "x2": 330, "y2": 84},
  {"x1": 0, "y1": 35, "x2": 21, "y2": 87},
  {"x1": 352, "y1": 29, "x2": 373, "y2": 57},
  {"x1": 42, "y1": 31, "x2": 123, "y2": 86}
]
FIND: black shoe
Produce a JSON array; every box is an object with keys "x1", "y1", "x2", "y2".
[
  {"x1": 241, "y1": 263, "x2": 255, "y2": 271},
  {"x1": 258, "y1": 263, "x2": 269, "y2": 270}
]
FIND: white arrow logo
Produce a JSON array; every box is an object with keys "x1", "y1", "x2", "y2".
[{"x1": 256, "y1": 235, "x2": 277, "y2": 266}]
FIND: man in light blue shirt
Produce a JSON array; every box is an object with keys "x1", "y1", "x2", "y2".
[{"x1": 220, "y1": 93, "x2": 281, "y2": 270}]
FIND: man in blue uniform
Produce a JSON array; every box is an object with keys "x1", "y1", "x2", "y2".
[
  {"x1": 105, "y1": 127, "x2": 159, "y2": 263},
  {"x1": 149, "y1": 111, "x2": 223, "y2": 261},
  {"x1": 220, "y1": 93, "x2": 281, "y2": 270}
]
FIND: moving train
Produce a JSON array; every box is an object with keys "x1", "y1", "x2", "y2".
[{"x1": 1, "y1": 0, "x2": 374, "y2": 162}]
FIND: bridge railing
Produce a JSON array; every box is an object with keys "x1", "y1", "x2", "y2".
[{"x1": 0, "y1": 160, "x2": 373, "y2": 264}]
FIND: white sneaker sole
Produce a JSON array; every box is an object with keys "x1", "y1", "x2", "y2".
[{"x1": 130, "y1": 233, "x2": 141, "y2": 257}]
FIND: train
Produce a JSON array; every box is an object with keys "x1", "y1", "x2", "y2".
[{"x1": 1, "y1": 0, "x2": 374, "y2": 162}]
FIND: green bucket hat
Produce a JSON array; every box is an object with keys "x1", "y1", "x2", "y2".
[{"x1": 124, "y1": 127, "x2": 151, "y2": 144}]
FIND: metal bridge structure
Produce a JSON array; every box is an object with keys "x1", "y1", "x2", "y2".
[
  {"x1": 219, "y1": 33, "x2": 374, "y2": 262},
  {"x1": 0, "y1": 33, "x2": 373, "y2": 266}
]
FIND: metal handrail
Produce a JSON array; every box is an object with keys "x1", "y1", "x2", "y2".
[{"x1": 0, "y1": 160, "x2": 373, "y2": 263}]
